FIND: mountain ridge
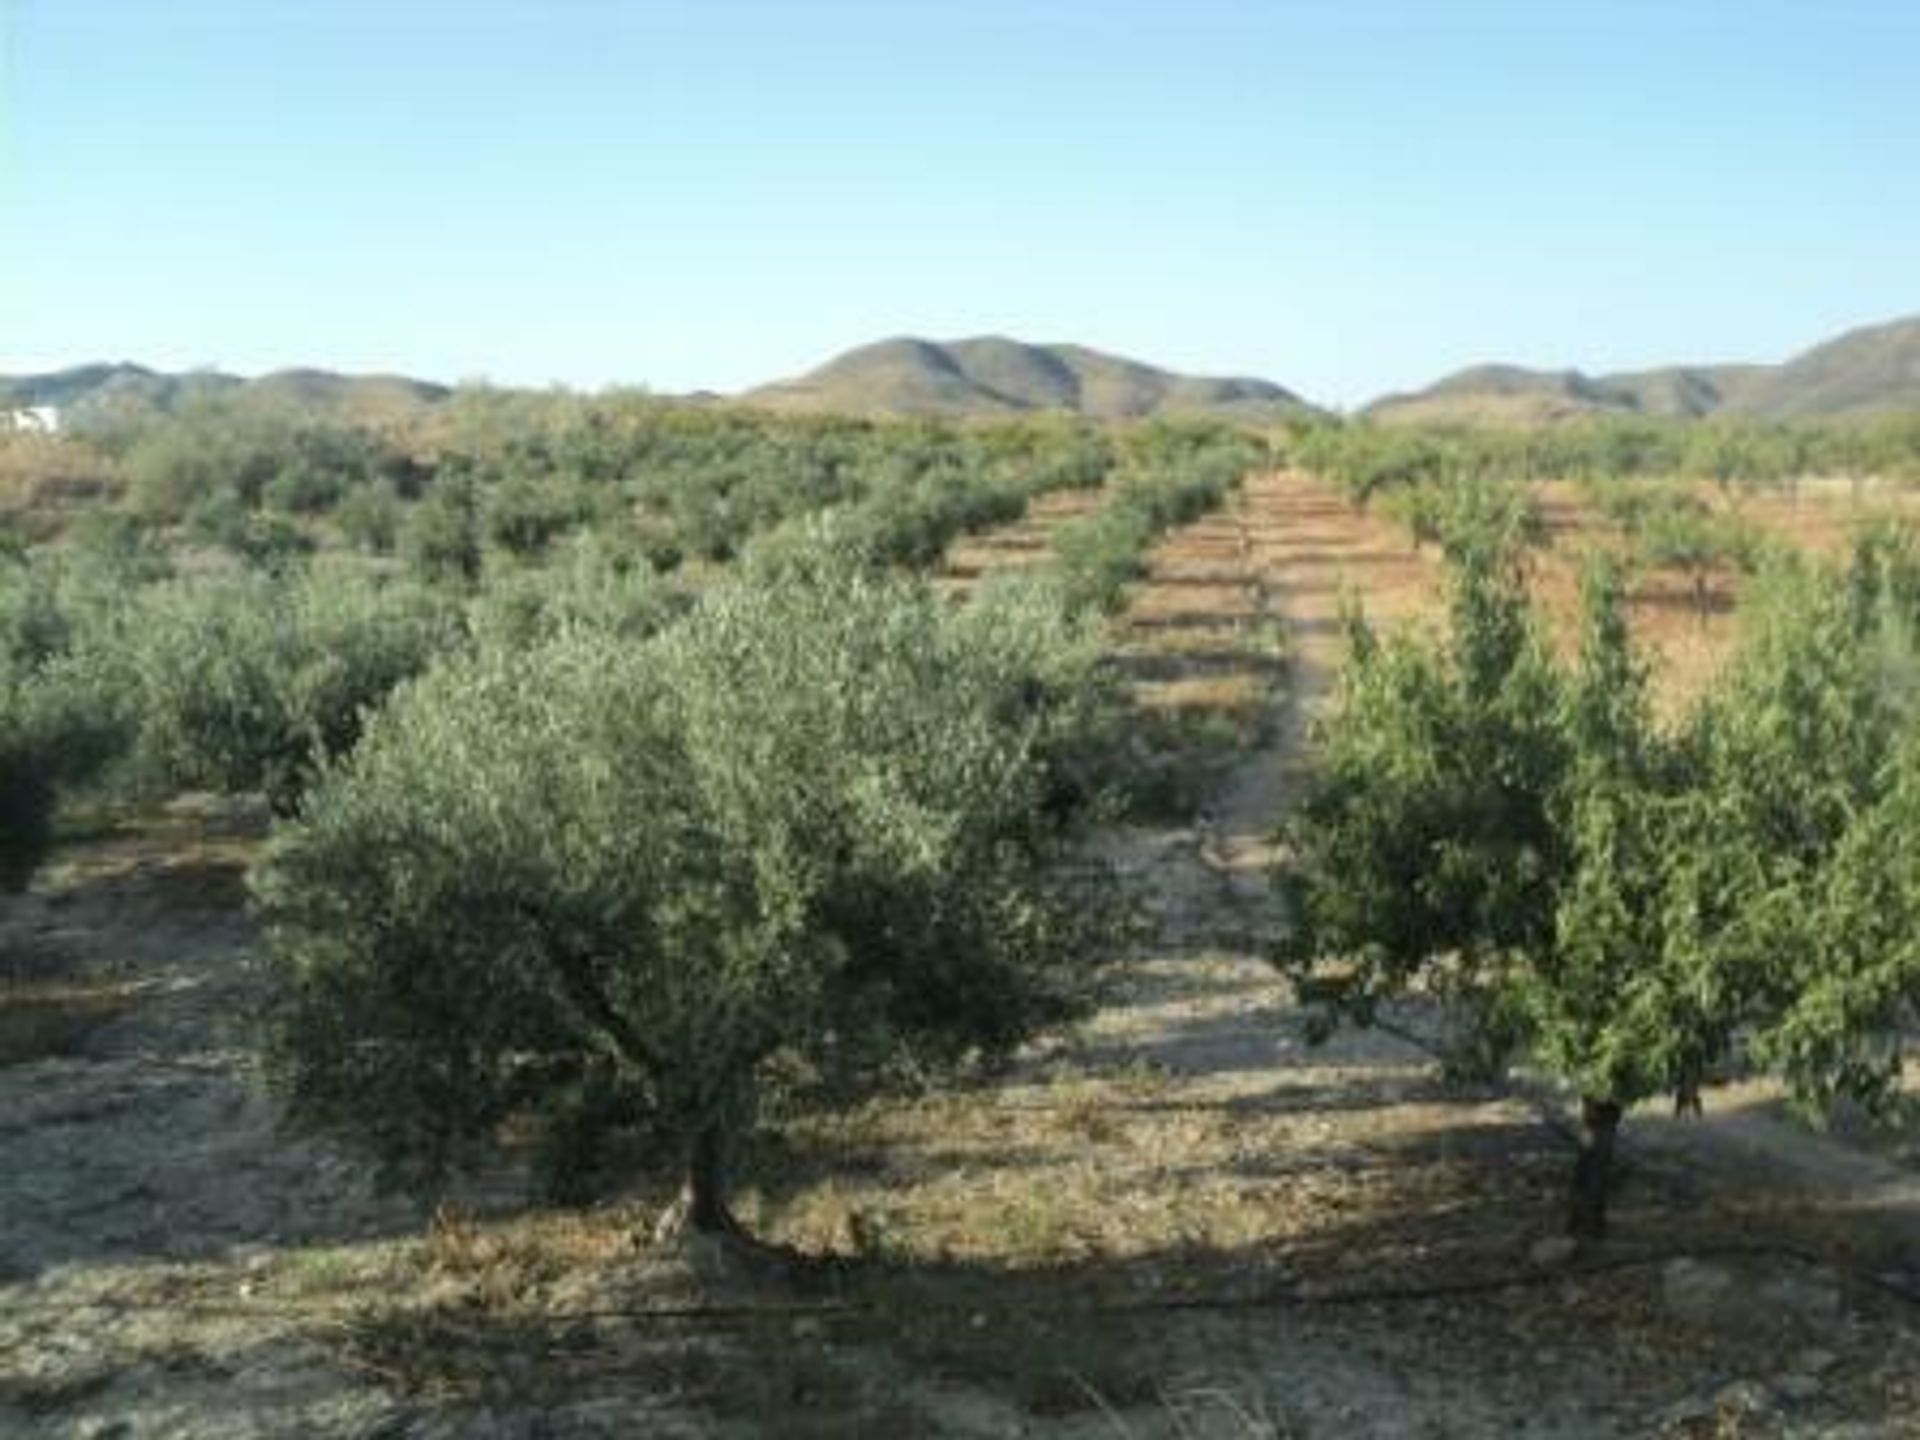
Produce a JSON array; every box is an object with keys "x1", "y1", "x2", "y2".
[
  {"x1": 0, "y1": 363, "x2": 451, "y2": 415},
  {"x1": 1365, "y1": 315, "x2": 1920, "y2": 424},
  {"x1": 9, "y1": 313, "x2": 1920, "y2": 426}
]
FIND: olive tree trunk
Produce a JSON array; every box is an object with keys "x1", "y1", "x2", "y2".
[
  {"x1": 1567, "y1": 1096, "x2": 1623, "y2": 1239},
  {"x1": 686, "y1": 1123, "x2": 742, "y2": 1236}
]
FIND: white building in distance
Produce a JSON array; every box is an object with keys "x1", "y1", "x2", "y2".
[{"x1": 2, "y1": 405, "x2": 61, "y2": 434}]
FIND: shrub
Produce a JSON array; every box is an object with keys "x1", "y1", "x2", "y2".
[
  {"x1": 0, "y1": 554, "x2": 146, "y2": 887},
  {"x1": 482, "y1": 472, "x2": 587, "y2": 559},
  {"x1": 185, "y1": 486, "x2": 252, "y2": 552},
  {"x1": 336, "y1": 478, "x2": 404, "y2": 555},
  {"x1": 465, "y1": 534, "x2": 689, "y2": 652},
  {"x1": 401, "y1": 476, "x2": 482, "y2": 586},
  {"x1": 232, "y1": 513, "x2": 318, "y2": 573},
  {"x1": 1051, "y1": 505, "x2": 1154, "y2": 614},
  {"x1": 256, "y1": 554, "x2": 1119, "y2": 1227},
  {"x1": 65, "y1": 509, "x2": 171, "y2": 583},
  {"x1": 121, "y1": 568, "x2": 463, "y2": 814},
  {"x1": 262, "y1": 458, "x2": 349, "y2": 515}
]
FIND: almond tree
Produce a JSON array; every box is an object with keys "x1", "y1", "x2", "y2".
[
  {"x1": 1275, "y1": 500, "x2": 1564, "y2": 1080},
  {"x1": 1280, "y1": 529, "x2": 1918, "y2": 1237}
]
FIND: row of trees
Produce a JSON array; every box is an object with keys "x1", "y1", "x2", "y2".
[
  {"x1": 1051, "y1": 426, "x2": 1265, "y2": 612},
  {"x1": 25, "y1": 386, "x2": 1920, "y2": 1254},
  {"x1": 1378, "y1": 473, "x2": 1769, "y2": 620},
  {"x1": 1287, "y1": 412, "x2": 1920, "y2": 501},
  {"x1": 0, "y1": 554, "x2": 468, "y2": 885},
  {"x1": 43, "y1": 389, "x2": 1135, "y2": 584},
  {"x1": 234, "y1": 418, "x2": 1255, "y2": 1226},
  {"x1": 0, "y1": 400, "x2": 1275, "y2": 1236},
  {"x1": 224, "y1": 427, "x2": 1920, "y2": 1246},
  {"x1": 0, "y1": 405, "x2": 1268, "y2": 905},
  {"x1": 1277, "y1": 505, "x2": 1920, "y2": 1236}
]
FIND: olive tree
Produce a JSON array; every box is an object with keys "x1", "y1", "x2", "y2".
[
  {"x1": 335, "y1": 477, "x2": 404, "y2": 555},
  {"x1": 401, "y1": 474, "x2": 483, "y2": 586},
  {"x1": 0, "y1": 554, "x2": 143, "y2": 888},
  {"x1": 254, "y1": 558, "x2": 1119, "y2": 1232},
  {"x1": 122, "y1": 568, "x2": 462, "y2": 814}
]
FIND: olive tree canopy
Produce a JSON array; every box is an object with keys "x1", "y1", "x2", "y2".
[{"x1": 255, "y1": 560, "x2": 1119, "y2": 1231}]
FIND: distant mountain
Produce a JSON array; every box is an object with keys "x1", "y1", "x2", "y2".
[
  {"x1": 0, "y1": 363, "x2": 240, "y2": 413},
  {"x1": 1595, "y1": 365, "x2": 1768, "y2": 419},
  {"x1": 0, "y1": 363, "x2": 449, "y2": 417},
  {"x1": 744, "y1": 337, "x2": 1315, "y2": 422},
  {"x1": 244, "y1": 368, "x2": 452, "y2": 409},
  {"x1": 1717, "y1": 316, "x2": 1920, "y2": 418},
  {"x1": 1363, "y1": 365, "x2": 1636, "y2": 426},
  {"x1": 21, "y1": 314, "x2": 1918, "y2": 431},
  {"x1": 1364, "y1": 316, "x2": 1920, "y2": 424}
]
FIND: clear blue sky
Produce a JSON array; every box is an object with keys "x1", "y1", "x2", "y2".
[{"x1": 5, "y1": 0, "x2": 1916, "y2": 408}]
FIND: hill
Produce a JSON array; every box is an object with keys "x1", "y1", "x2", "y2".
[
  {"x1": 243, "y1": 368, "x2": 452, "y2": 409},
  {"x1": 0, "y1": 363, "x2": 241, "y2": 413},
  {"x1": 1364, "y1": 315, "x2": 1920, "y2": 424},
  {"x1": 1717, "y1": 315, "x2": 1920, "y2": 418},
  {"x1": 0, "y1": 364, "x2": 449, "y2": 419},
  {"x1": 744, "y1": 336, "x2": 1315, "y2": 422}
]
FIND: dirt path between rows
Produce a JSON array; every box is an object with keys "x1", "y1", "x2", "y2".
[{"x1": 1072, "y1": 469, "x2": 1920, "y2": 1435}]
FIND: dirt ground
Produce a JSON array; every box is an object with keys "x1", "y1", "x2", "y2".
[
  {"x1": 1525, "y1": 477, "x2": 1920, "y2": 713},
  {"x1": 4, "y1": 472, "x2": 1919, "y2": 1438}
]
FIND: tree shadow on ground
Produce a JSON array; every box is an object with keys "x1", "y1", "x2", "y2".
[
  {"x1": 0, "y1": 808, "x2": 440, "y2": 1280},
  {"x1": 182, "y1": 1105, "x2": 1920, "y2": 1440}
]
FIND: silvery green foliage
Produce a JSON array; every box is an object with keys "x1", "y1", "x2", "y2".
[
  {"x1": 335, "y1": 477, "x2": 404, "y2": 555},
  {"x1": 255, "y1": 556, "x2": 1119, "y2": 1203},
  {"x1": 400, "y1": 472, "x2": 483, "y2": 585},
  {"x1": 465, "y1": 533, "x2": 689, "y2": 654},
  {"x1": 122, "y1": 565, "x2": 464, "y2": 814},
  {"x1": 0, "y1": 552, "x2": 149, "y2": 887},
  {"x1": 1050, "y1": 425, "x2": 1264, "y2": 615}
]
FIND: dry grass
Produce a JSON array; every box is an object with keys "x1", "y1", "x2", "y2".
[
  {"x1": 1519, "y1": 478, "x2": 1920, "y2": 709},
  {"x1": 1296, "y1": 473, "x2": 1920, "y2": 712},
  {"x1": 1131, "y1": 674, "x2": 1269, "y2": 720},
  {"x1": 941, "y1": 488, "x2": 1105, "y2": 586},
  {"x1": 1126, "y1": 582, "x2": 1262, "y2": 628}
]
